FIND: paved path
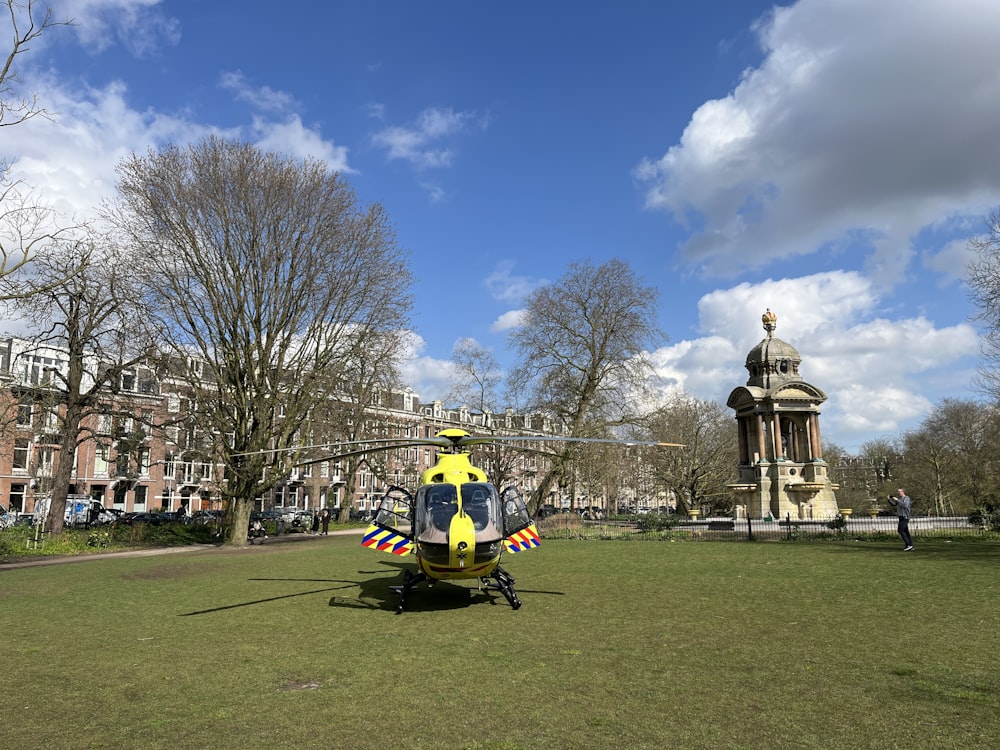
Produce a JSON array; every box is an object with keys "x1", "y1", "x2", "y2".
[{"x1": 0, "y1": 527, "x2": 365, "y2": 570}]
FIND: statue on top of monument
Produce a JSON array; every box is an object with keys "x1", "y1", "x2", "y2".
[{"x1": 762, "y1": 308, "x2": 777, "y2": 334}]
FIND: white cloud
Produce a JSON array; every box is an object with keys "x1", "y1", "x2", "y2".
[
  {"x1": 832, "y1": 384, "x2": 932, "y2": 436},
  {"x1": 371, "y1": 107, "x2": 486, "y2": 168},
  {"x1": 636, "y1": 0, "x2": 1000, "y2": 282},
  {"x1": 219, "y1": 71, "x2": 299, "y2": 114},
  {"x1": 0, "y1": 74, "x2": 353, "y2": 219},
  {"x1": 491, "y1": 309, "x2": 526, "y2": 333},
  {"x1": 250, "y1": 116, "x2": 353, "y2": 173},
  {"x1": 922, "y1": 237, "x2": 978, "y2": 282},
  {"x1": 419, "y1": 182, "x2": 448, "y2": 204},
  {"x1": 483, "y1": 261, "x2": 547, "y2": 303},
  {"x1": 397, "y1": 332, "x2": 455, "y2": 403},
  {"x1": 1, "y1": 77, "x2": 219, "y2": 217},
  {"x1": 56, "y1": 0, "x2": 181, "y2": 57},
  {"x1": 650, "y1": 273, "x2": 981, "y2": 452}
]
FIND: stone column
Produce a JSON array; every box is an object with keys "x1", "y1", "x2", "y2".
[
  {"x1": 736, "y1": 416, "x2": 749, "y2": 464},
  {"x1": 755, "y1": 413, "x2": 767, "y2": 462},
  {"x1": 771, "y1": 413, "x2": 782, "y2": 459},
  {"x1": 809, "y1": 413, "x2": 824, "y2": 459}
]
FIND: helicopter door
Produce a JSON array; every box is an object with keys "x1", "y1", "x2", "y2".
[
  {"x1": 500, "y1": 486, "x2": 533, "y2": 536},
  {"x1": 371, "y1": 486, "x2": 413, "y2": 530},
  {"x1": 499, "y1": 486, "x2": 540, "y2": 553},
  {"x1": 361, "y1": 486, "x2": 414, "y2": 556}
]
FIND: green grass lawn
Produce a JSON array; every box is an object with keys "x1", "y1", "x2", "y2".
[{"x1": 2, "y1": 536, "x2": 998, "y2": 749}]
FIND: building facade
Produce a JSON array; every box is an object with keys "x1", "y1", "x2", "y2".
[{"x1": 0, "y1": 337, "x2": 605, "y2": 518}]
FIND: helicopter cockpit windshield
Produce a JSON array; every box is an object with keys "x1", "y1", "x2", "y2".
[
  {"x1": 413, "y1": 482, "x2": 503, "y2": 544},
  {"x1": 461, "y1": 483, "x2": 503, "y2": 541}
]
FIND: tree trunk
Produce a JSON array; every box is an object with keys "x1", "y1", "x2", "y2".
[
  {"x1": 226, "y1": 496, "x2": 253, "y2": 548},
  {"x1": 45, "y1": 400, "x2": 85, "y2": 535},
  {"x1": 337, "y1": 456, "x2": 361, "y2": 523}
]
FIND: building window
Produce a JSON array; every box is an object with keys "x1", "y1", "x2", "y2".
[
  {"x1": 121, "y1": 369, "x2": 136, "y2": 391},
  {"x1": 38, "y1": 446, "x2": 55, "y2": 477},
  {"x1": 9, "y1": 484, "x2": 25, "y2": 513},
  {"x1": 42, "y1": 409, "x2": 59, "y2": 431},
  {"x1": 13, "y1": 438, "x2": 29, "y2": 470},
  {"x1": 18, "y1": 354, "x2": 65, "y2": 385},
  {"x1": 97, "y1": 414, "x2": 112, "y2": 435},
  {"x1": 17, "y1": 399, "x2": 32, "y2": 427},
  {"x1": 95, "y1": 445, "x2": 110, "y2": 476}
]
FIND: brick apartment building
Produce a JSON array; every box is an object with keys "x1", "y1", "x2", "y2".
[{"x1": 0, "y1": 337, "x2": 564, "y2": 518}]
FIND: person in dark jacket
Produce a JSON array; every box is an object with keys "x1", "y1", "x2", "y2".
[{"x1": 887, "y1": 488, "x2": 914, "y2": 551}]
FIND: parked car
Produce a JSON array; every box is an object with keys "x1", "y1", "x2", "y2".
[
  {"x1": 192, "y1": 509, "x2": 224, "y2": 524},
  {"x1": 93, "y1": 507, "x2": 123, "y2": 524},
  {"x1": 251, "y1": 509, "x2": 281, "y2": 522}
]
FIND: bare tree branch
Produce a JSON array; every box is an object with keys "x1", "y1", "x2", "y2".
[{"x1": 108, "y1": 136, "x2": 413, "y2": 546}]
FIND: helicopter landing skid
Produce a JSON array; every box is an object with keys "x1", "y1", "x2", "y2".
[
  {"x1": 389, "y1": 570, "x2": 427, "y2": 614},
  {"x1": 481, "y1": 565, "x2": 522, "y2": 610}
]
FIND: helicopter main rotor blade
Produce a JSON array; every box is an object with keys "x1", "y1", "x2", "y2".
[
  {"x1": 231, "y1": 429, "x2": 685, "y2": 468},
  {"x1": 231, "y1": 437, "x2": 454, "y2": 459},
  {"x1": 456, "y1": 435, "x2": 685, "y2": 448}
]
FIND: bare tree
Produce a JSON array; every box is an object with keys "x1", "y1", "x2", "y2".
[
  {"x1": 508, "y1": 258, "x2": 663, "y2": 510},
  {"x1": 445, "y1": 337, "x2": 532, "y2": 489},
  {"x1": 643, "y1": 394, "x2": 737, "y2": 515},
  {"x1": 108, "y1": 136, "x2": 412, "y2": 546},
  {"x1": 900, "y1": 398, "x2": 994, "y2": 515},
  {"x1": 966, "y1": 209, "x2": 1000, "y2": 400},
  {"x1": 2, "y1": 0, "x2": 72, "y2": 134},
  {"x1": 10, "y1": 231, "x2": 154, "y2": 534},
  {"x1": 447, "y1": 337, "x2": 502, "y2": 414},
  {"x1": 0, "y1": 180, "x2": 84, "y2": 298},
  {"x1": 0, "y1": 1, "x2": 75, "y2": 289},
  {"x1": 304, "y1": 328, "x2": 412, "y2": 523}
]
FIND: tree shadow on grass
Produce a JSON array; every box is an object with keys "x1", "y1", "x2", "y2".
[{"x1": 178, "y1": 579, "x2": 361, "y2": 616}]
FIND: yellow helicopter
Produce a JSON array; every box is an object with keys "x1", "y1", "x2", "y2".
[{"x1": 338, "y1": 428, "x2": 683, "y2": 613}]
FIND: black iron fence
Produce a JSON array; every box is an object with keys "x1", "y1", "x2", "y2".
[{"x1": 537, "y1": 513, "x2": 997, "y2": 542}]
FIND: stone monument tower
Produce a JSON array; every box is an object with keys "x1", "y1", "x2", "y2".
[{"x1": 726, "y1": 309, "x2": 839, "y2": 519}]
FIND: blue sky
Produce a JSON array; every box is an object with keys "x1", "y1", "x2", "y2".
[{"x1": 4, "y1": 0, "x2": 999, "y2": 453}]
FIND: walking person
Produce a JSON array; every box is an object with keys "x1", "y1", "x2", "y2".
[
  {"x1": 310, "y1": 511, "x2": 320, "y2": 535},
  {"x1": 320, "y1": 507, "x2": 330, "y2": 535},
  {"x1": 887, "y1": 488, "x2": 914, "y2": 551}
]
